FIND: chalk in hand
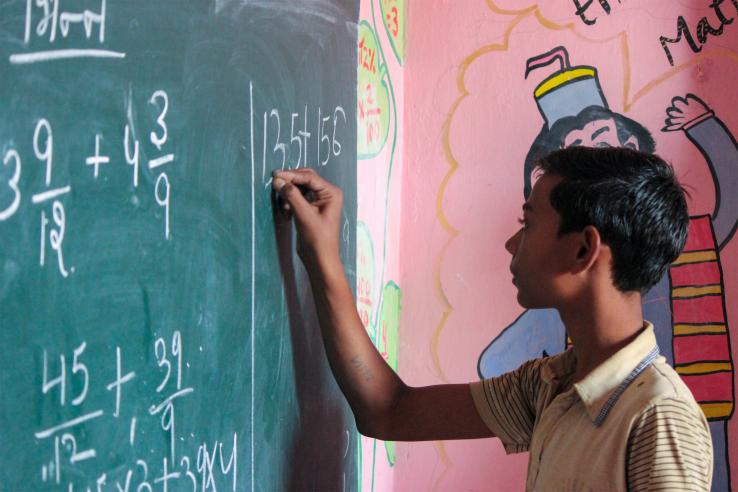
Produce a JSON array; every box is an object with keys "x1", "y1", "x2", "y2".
[{"x1": 272, "y1": 175, "x2": 316, "y2": 212}]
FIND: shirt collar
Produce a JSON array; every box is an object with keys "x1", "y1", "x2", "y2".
[{"x1": 571, "y1": 322, "x2": 660, "y2": 426}]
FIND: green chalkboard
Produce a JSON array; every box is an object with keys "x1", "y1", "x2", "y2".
[{"x1": 0, "y1": 1, "x2": 359, "y2": 490}]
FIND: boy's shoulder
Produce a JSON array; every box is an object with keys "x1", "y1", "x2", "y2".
[{"x1": 620, "y1": 356, "x2": 706, "y2": 421}]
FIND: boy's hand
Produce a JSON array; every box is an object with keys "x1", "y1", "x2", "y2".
[{"x1": 272, "y1": 168, "x2": 343, "y2": 267}]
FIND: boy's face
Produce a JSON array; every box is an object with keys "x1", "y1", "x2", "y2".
[{"x1": 505, "y1": 173, "x2": 579, "y2": 308}]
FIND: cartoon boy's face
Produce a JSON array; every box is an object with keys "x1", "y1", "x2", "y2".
[
  {"x1": 523, "y1": 108, "x2": 654, "y2": 199},
  {"x1": 562, "y1": 118, "x2": 640, "y2": 150}
]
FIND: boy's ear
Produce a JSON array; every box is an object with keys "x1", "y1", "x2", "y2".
[{"x1": 572, "y1": 225, "x2": 602, "y2": 273}]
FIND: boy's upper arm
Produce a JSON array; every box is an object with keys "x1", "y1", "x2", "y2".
[
  {"x1": 378, "y1": 358, "x2": 543, "y2": 445},
  {"x1": 380, "y1": 383, "x2": 495, "y2": 441},
  {"x1": 468, "y1": 362, "x2": 541, "y2": 453}
]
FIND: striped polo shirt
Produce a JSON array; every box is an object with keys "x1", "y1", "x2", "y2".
[{"x1": 470, "y1": 323, "x2": 713, "y2": 491}]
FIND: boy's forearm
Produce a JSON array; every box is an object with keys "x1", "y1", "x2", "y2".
[
  {"x1": 305, "y1": 253, "x2": 406, "y2": 435},
  {"x1": 271, "y1": 170, "x2": 494, "y2": 442}
]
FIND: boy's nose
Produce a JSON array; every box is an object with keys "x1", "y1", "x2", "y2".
[{"x1": 505, "y1": 229, "x2": 521, "y2": 255}]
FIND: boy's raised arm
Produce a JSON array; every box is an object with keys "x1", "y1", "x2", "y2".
[{"x1": 272, "y1": 168, "x2": 493, "y2": 441}]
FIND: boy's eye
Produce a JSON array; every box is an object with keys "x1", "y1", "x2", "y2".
[{"x1": 517, "y1": 217, "x2": 527, "y2": 228}]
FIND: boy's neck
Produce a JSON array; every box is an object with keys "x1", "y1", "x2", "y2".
[{"x1": 558, "y1": 289, "x2": 644, "y2": 383}]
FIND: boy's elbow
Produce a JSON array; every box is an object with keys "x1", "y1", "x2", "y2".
[
  {"x1": 353, "y1": 396, "x2": 406, "y2": 440},
  {"x1": 355, "y1": 420, "x2": 379, "y2": 439},
  {"x1": 353, "y1": 381, "x2": 410, "y2": 440},
  {"x1": 354, "y1": 412, "x2": 394, "y2": 440}
]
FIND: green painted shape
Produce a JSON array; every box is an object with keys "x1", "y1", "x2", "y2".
[
  {"x1": 0, "y1": 1, "x2": 361, "y2": 490},
  {"x1": 377, "y1": 282, "x2": 401, "y2": 371},
  {"x1": 356, "y1": 222, "x2": 377, "y2": 343},
  {"x1": 384, "y1": 439, "x2": 397, "y2": 468},
  {"x1": 357, "y1": 21, "x2": 391, "y2": 159},
  {"x1": 379, "y1": 0, "x2": 405, "y2": 65},
  {"x1": 377, "y1": 281, "x2": 401, "y2": 466}
]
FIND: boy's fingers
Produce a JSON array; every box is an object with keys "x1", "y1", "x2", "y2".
[
  {"x1": 273, "y1": 169, "x2": 331, "y2": 194},
  {"x1": 273, "y1": 178, "x2": 311, "y2": 217}
]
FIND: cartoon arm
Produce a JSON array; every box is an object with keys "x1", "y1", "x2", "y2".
[{"x1": 663, "y1": 94, "x2": 738, "y2": 250}]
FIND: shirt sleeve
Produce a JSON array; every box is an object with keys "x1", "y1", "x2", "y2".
[
  {"x1": 469, "y1": 357, "x2": 546, "y2": 454},
  {"x1": 626, "y1": 397, "x2": 713, "y2": 491}
]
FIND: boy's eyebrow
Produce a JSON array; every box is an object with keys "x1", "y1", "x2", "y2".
[{"x1": 522, "y1": 203, "x2": 534, "y2": 213}]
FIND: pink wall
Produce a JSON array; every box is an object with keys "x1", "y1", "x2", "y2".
[{"x1": 397, "y1": 1, "x2": 738, "y2": 490}]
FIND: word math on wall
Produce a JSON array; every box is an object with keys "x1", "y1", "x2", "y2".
[{"x1": 0, "y1": 1, "x2": 360, "y2": 491}]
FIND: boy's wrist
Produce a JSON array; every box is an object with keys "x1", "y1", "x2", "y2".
[{"x1": 304, "y1": 250, "x2": 345, "y2": 285}]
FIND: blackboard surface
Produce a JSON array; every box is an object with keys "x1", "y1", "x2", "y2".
[{"x1": 0, "y1": 1, "x2": 359, "y2": 490}]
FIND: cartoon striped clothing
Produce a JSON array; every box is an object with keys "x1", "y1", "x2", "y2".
[{"x1": 670, "y1": 214, "x2": 735, "y2": 420}]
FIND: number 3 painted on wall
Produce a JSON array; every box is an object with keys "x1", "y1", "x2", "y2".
[{"x1": 0, "y1": 149, "x2": 21, "y2": 221}]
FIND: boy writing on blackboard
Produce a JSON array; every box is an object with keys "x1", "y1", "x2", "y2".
[{"x1": 272, "y1": 147, "x2": 713, "y2": 491}]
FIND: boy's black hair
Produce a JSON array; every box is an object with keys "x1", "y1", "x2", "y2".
[{"x1": 537, "y1": 147, "x2": 689, "y2": 293}]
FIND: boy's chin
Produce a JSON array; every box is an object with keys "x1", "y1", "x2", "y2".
[{"x1": 516, "y1": 291, "x2": 551, "y2": 310}]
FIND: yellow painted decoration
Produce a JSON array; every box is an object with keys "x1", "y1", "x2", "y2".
[
  {"x1": 674, "y1": 324, "x2": 727, "y2": 335},
  {"x1": 672, "y1": 284, "x2": 722, "y2": 298},
  {"x1": 672, "y1": 250, "x2": 717, "y2": 265},
  {"x1": 676, "y1": 362, "x2": 733, "y2": 375},
  {"x1": 534, "y1": 68, "x2": 596, "y2": 98},
  {"x1": 700, "y1": 402, "x2": 734, "y2": 419}
]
